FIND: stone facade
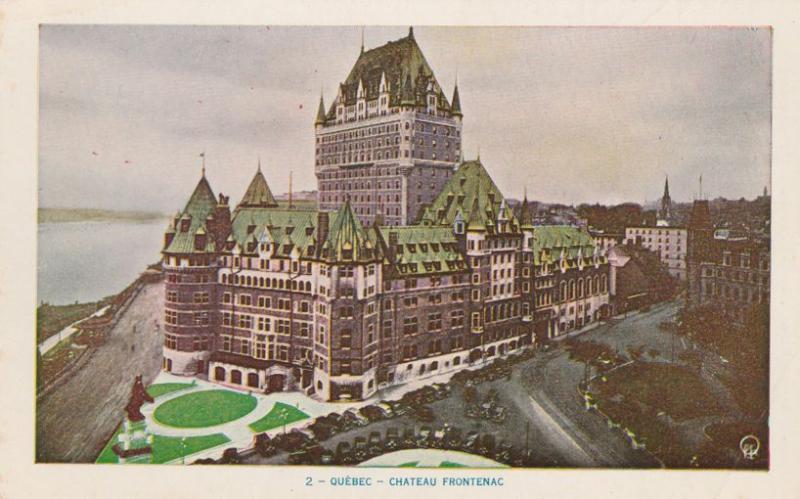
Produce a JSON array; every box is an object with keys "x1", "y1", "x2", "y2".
[{"x1": 162, "y1": 159, "x2": 546, "y2": 401}]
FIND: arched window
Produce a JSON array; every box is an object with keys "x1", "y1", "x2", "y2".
[
  {"x1": 569, "y1": 280, "x2": 576, "y2": 300},
  {"x1": 594, "y1": 276, "x2": 600, "y2": 295},
  {"x1": 577, "y1": 278, "x2": 584, "y2": 298},
  {"x1": 560, "y1": 281, "x2": 567, "y2": 302},
  {"x1": 601, "y1": 275, "x2": 607, "y2": 293}
]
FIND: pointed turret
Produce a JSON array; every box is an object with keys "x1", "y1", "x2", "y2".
[
  {"x1": 520, "y1": 191, "x2": 533, "y2": 228},
  {"x1": 324, "y1": 197, "x2": 372, "y2": 261},
  {"x1": 663, "y1": 176, "x2": 670, "y2": 199},
  {"x1": 315, "y1": 94, "x2": 327, "y2": 126},
  {"x1": 238, "y1": 166, "x2": 279, "y2": 209},
  {"x1": 450, "y1": 81, "x2": 462, "y2": 117}
]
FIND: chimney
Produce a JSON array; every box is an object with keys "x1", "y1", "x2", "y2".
[
  {"x1": 388, "y1": 231, "x2": 399, "y2": 262},
  {"x1": 213, "y1": 193, "x2": 232, "y2": 249},
  {"x1": 317, "y1": 211, "x2": 330, "y2": 250}
]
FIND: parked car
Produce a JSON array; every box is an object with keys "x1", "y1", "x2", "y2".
[
  {"x1": 220, "y1": 447, "x2": 241, "y2": 464},
  {"x1": 353, "y1": 436, "x2": 368, "y2": 463},
  {"x1": 416, "y1": 426, "x2": 433, "y2": 448},
  {"x1": 308, "y1": 421, "x2": 334, "y2": 441},
  {"x1": 319, "y1": 448, "x2": 335, "y2": 465},
  {"x1": 418, "y1": 386, "x2": 437, "y2": 403},
  {"x1": 274, "y1": 430, "x2": 312, "y2": 452},
  {"x1": 367, "y1": 431, "x2": 383, "y2": 458},
  {"x1": 384, "y1": 427, "x2": 400, "y2": 452},
  {"x1": 431, "y1": 383, "x2": 451, "y2": 399},
  {"x1": 477, "y1": 434, "x2": 496, "y2": 457},
  {"x1": 412, "y1": 404, "x2": 435, "y2": 423},
  {"x1": 254, "y1": 433, "x2": 277, "y2": 457},
  {"x1": 464, "y1": 404, "x2": 481, "y2": 419},
  {"x1": 385, "y1": 400, "x2": 412, "y2": 417},
  {"x1": 359, "y1": 405, "x2": 385, "y2": 422},
  {"x1": 326, "y1": 412, "x2": 345, "y2": 430},
  {"x1": 494, "y1": 440, "x2": 513, "y2": 464},
  {"x1": 343, "y1": 408, "x2": 370, "y2": 427},
  {"x1": 376, "y1": 401, "x2": 396, "y2": 418},
  {"x1": 444, "y1": 427, "x2": 463, "y2": 450},
  {"x1": 463, "y1": 431, "x2": 480, "y2": 453},
  {"x1": 335, "y1": 441, "x2": 353, "y2": 465},
  {"x1": 490, "y1": 405, "x2": 508, "y2": 423},
  {"x1": 401, "y1": 428, "x2": 417, "y2": 449},
  {"x1": 430, "y1": 427, "x2": 447, "y2": 449}
]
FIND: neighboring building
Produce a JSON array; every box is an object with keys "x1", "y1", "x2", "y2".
[
  {"x1": 315, "y1": 27, "x2": 463, "y2": 227},
  {"x1": 530, "y1": 225, "x2": 611, "y2": 341},
  {"x1": 624, "y1": 225, "x2": 687, "y2": 281},
  {"x1": 684, "y1": 200, "x2": 770, "y2": 327},
  {"x1": 694, "y1": 236, "x2": 770, "y2": 326},
  {"x1": 162, "y1": 159, "x2": 538, "y2": 402},
  {"x1": 607, "y1": 243, "x2": 677, "y2": 314},
  {"x1": 589, "y1": 228, "x2": 623, "y2": 252},
  {"x1": 686, "y1": 199, "x2": 714, "y2": 306}
]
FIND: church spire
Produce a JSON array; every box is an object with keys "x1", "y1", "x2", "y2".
[{"x1": 663, "y1": 175, "x2": 670, "y2": 199}]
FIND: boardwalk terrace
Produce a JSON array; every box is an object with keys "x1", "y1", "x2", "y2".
[
  {"x1": 315, "y1": 27, "x2": 463, "y2": 227},
  {"x1": 161, "y1": 158, "x2": 546, "y2": 401}
]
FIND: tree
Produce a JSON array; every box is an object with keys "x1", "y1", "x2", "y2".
[{"x1": 564, "y1": 339, "x2": 612, "y2": 386}]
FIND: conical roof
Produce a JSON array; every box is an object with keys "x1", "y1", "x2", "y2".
[
  {"x1": 315, "y1": 95, "x2": 327, "y2": 125},
  {"x1": 238, "y1": 166, "x2": 278, "y2": 209},
  {"x1": 324, "y1": 198, "x2": 372, "y2": 261},
  {"x1": 164, "y1": 173, "x2": 217, "y2": 254},
  {"x1": 451, "y1": 83, "x2": 462, "y2": 116}
]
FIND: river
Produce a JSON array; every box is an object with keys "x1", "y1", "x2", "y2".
[{"x1": 37, "y1": 219, "x2": 168, "y2": 306}]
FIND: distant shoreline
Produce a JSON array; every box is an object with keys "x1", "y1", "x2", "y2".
[{"x1": 38, "y1": 207, "x2": 169, "y2": 224}]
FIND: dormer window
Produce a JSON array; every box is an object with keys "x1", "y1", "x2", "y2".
[
  {"x1": 247, "y1": 225, "x2": 256, "y2": 234},
  {"x1": 180, "y1": 219, "x2": 190, "y2": 232}
]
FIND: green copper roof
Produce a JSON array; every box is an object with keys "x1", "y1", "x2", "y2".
[
  {"x1": 238, "y1": 167, "x2": 278, "y2": 209},
  {"x1": 315, "y1": 95, "x2": 326, "y2": 125},
  {"x1": 420, "y1": 159, "x2": 520, "y2": 234},
  {"x1": 231, "y1": 208, "x2": 318, "y2": 257},
  {"x1": 323, "y1": 199, "x2": 375, "y2": 262},
  {"x1": 327, "y1": 29, "x2": 452, "y2": 118},
  {"x1": 378, "y1": 226, "x2": 467, "y2": 276},
  {"x1": 532, "y1": 225, "x2": 605, "y2": 267},
  {"x1": 164, "y1": 174, "x2": 217, "y2": 254}
]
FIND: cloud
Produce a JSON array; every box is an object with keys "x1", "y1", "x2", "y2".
[{"x1": 38, "y1": 26, "x2": 771, "y2": 211}]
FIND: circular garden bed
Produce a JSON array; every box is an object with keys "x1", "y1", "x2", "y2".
[{"x1": 154, "y1": 390, "x2": 257, "y2": 428}]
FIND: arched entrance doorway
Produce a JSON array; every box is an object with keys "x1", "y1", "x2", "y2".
[
  {"x1": 214, "y1": 366, "x2": 226, "y2": 381},
  {"x1": 267, "y1": 374, "x2": 285, "y2": 393},
  {"x1": 247, "y1": 372, "x2": 259, "y2": 388}
]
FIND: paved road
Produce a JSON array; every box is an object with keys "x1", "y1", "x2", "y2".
[
  {"x1": 245, "y1": 303, "x2": 682, "y2": 468},
  {"x1": 36, "y1": 282, "x2": 165, "y2": 463}
]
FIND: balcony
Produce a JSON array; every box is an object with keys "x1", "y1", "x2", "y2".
[
  {"x1": 471, "y1": 326, "x2": 484, "y2": 334},
  {"x1": 522, "y1": 315, "x2": 533, "y2": 323}
]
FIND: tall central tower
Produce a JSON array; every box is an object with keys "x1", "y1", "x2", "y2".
[{"x1": 315, "y1": 27, "x2": 463, "y2": 226}]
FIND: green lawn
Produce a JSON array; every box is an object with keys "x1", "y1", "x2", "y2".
[
  {"x1": 96, "y1": 428, "x2": 229, "y2": 464},
  {"x1": 248, "y1": 402, "x2": 309, "y2": 433},
  {"x1": 154, "y1": 390, "x2": 257, "y2": 428},
  {"x1": 147, "y1": 382, "x2": 195, "y2": 398}
]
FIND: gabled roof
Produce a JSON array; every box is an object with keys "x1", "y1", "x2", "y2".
[
  {"x1": 377, "y1": 226, "x2": 467, "y2": 276},
  {"x1": 420, "y1": 159, "x2": 520, "y2": 234},
  {"x1": 238, "y1": 166, "x2": 278, "y2": 209},
  {"x1": 164, "y1": 174, "x2": 217, "y2": 254},
  {"x1": 327, "y1": 28, "x2": 452, "y2": 117}
]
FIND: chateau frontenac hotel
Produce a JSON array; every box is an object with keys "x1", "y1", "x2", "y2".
[{"x1": 161, "y1": 28, "x2": 611, "y2": 401}]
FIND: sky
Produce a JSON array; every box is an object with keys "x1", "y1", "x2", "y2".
[{"x1": 38, "y1": 26, "x2": 771, "y2": 212}]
